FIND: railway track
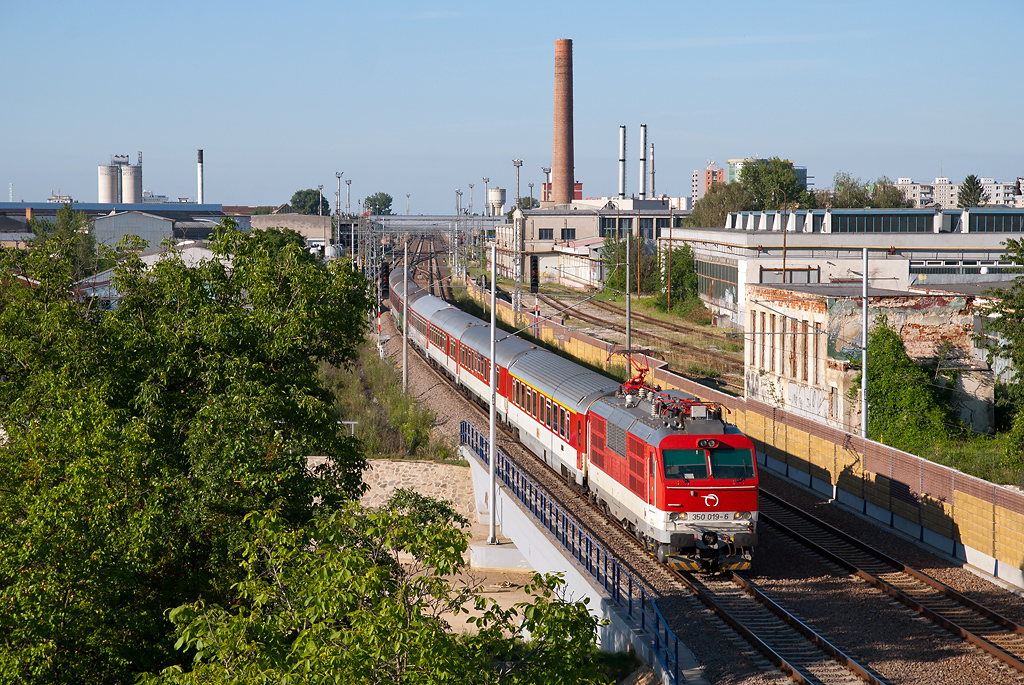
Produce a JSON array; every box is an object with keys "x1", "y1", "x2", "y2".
[
  {"x1": 397, "y1": 239, "x2": 891, "y2": 683},
  {"x1": 676, "y1": 569, "x2": 890, "y2": 685},
  {"x1": 585, "y1": 297, "x2": 741, "y2": 351},
  {"x1": 538, "y1": 293, "x2": 745, "y2": 392},
  {"x1": 760, "y1": 489, "x2": 1024, "y2": 676}
]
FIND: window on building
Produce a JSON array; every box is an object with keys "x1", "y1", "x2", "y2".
[
  {"x1": 561, "y1": 228, "x2": 576, "y2": 240},
  {"x1": 759, "y1": 312, "x2": 766, "y2": 370},
  {"x1": 802, "y1": 320, "x2": 809, "y2": 382},
  {"x1": 538, "y1": 228, "x2": 553, "y2": 240},
  {"x1": 750, "y1": 311, "x2": 758, "y2": 367},
  {"x1": 600, "y1": 217, "x2": 616, "y2": 237}
]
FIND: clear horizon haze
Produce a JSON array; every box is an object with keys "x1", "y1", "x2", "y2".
[{"x1": 3, "y1": 0, "x2": 1021, "y2": 214}]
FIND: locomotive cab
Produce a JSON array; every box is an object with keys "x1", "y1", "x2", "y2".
[{"x1": 654, "y1": 433, "x2": 759, "y2": 572}]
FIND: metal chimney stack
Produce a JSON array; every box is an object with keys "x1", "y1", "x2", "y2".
[
  {"x1": 638, "y1": 124, "x2": 647, "y2": 200},
  {"x1": 618, "y1": 125, "x2": 626, "y2": 199},
  {"x1": 197, "y1": 149, "x2": 204, "y2": 204},
  {"x1": 551, "y1": 39, "x2": 575, "y2": 206},
  {"x1": 649, "y1": 143, "x2": 656, "y2": 198}
]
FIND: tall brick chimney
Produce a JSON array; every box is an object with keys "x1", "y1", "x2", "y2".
[{"x1": 551, "y1": 39, "x2": 574, "y2": 206}]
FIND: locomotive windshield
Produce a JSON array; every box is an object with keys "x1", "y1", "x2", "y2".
[
  {"x1": 709, "y1": 448, "x2": 756, "y2": 480},
  {"x1": 661, "y1": 449, "x2": 708, "y2": 480}
]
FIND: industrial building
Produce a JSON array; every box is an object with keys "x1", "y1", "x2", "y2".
[
  {"x1": 744, "y1": 282, "x2": 995, "y2": 436},
  {"x1": 657, "y1": 206, "x2": 1024, "y2": 331}
]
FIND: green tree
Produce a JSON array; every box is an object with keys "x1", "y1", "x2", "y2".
[
  {"x1": 365, "y1": 192, "x2": 393, "y2": 215},
  {"x1": 28, "y1": 203, "x2": 105, "y2": 279},
  {"x1": 257, "y1": 226, "x2": 317, "y2": 263},
  {"x1": 685, "y1": 181, "x2": 755, "y2": 228},
  {"x1": 816, "y1": 173, "x2": 912, "y2": 209},
  {"x1": 738, "y1": 157, "x2": 804, "y2": 210},
  {"x1": 958, "y1": 174, "x2": 990, "y2": 208},
  {"x1": 140, "y1": 493, "x2": 606, "y2": 684},
  {"x1": 291, "y1": 189, "x2": 331, "y2": 216},
  {"x1": 855, "y1": 315, "x2": 962, "y2": 453},
  {"x1": 660, "y1": 243, "x2": 699, "y2": 307},
  {"x1": 0, "y1": 221, "x2": 372, "y2": 682},
  {"x1": 982, "y1": 237, "x2": 1024, "y2": 458},
  {"x1": 827, "y1": 171, "x2": 872, "y2": 208}
]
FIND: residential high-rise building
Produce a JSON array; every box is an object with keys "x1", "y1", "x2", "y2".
[{"x1": 692, "y1": 161, "x2": 724, "y2": 204}]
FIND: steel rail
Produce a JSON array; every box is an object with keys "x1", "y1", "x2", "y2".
[
  {"x1": 538, "y1": 293, "x2": 745, "y2": 377},
  {"x1": 760, "y1": 490, "x2": 1024, "y2": 673},
  {"x1": 672, "y1": 569, "x2": 891, "y2": 685}
]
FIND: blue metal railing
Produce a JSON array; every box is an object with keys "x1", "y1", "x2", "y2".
[{"x1": 460, "y1": 421, "x2": 681, "y2": 683}]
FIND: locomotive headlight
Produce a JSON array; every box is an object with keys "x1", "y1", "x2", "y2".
[
  {"x1": 733, "y1": 511, "x2": 752, "y2": 520},
  {"x1": 669, "y1": 512, "x2": 687, "y2": 521}
]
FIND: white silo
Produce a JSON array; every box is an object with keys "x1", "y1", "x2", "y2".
[
  {"x1": 488, "y1": 187, "x2": 506, "y2": 216},
  {"x1": 122, "y1": 164, "x2": 143, "y2": 204},
  {"x1": 98, "y1": 165, "x2": 120, "y2": 203}
]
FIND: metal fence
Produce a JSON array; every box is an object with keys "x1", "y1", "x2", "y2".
[{"x1": 460, "y1": 420, "x2": 682, "y2": 683}]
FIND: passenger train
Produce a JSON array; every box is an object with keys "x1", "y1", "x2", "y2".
[{"x1": 389, "y1": 268, "x2": 758, "y2": 571}]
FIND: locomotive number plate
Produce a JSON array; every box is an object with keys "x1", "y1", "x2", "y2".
[{"x1": 689, "y1": 512, "x2": 731, "y2": 522}]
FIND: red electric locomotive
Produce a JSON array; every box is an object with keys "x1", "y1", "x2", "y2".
[{"x1": 389, "y1": 268, "x2": 758, "y2": 571}]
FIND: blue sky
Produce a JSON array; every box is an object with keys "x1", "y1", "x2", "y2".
[{"x1": 3, "y1": 0, "x2": 1021, "y2": 214}]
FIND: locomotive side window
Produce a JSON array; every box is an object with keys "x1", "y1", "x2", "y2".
[
  {"x1": 661, "y1": 449, "x2": 709, "y2": 480},
  {"x1": 709, "y1": 448, "x2": 756, "y2": 480}
]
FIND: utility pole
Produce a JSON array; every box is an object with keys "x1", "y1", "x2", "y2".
[
  {"x1": 487, "y1": 242, "x2": 498, "y2": 545},
  {"x1": 482, "y1": 177, "x2": 490, "y2": 216},
  {"x1": 345, "y1": 179, "x2": 352, "y2": 215},
  {"x1": 626, "y1": 224, "x2": 631, "y2": 357},
  {"x1": 541, "y1": 167, "x2": 551, "y2": 202},
  {"x1": 403, "y1": 240, "x2": 409, "y2": 393},
  {"x1": 862, "y1": 248, "x2": 869, "y2": 439},
  {"x1": 528, "y1": 182, "x2": 534, "y2": 209},
  {"x1": 406, "y1": 193, "x2": 410, "y2": 215},
  {"x1": 468, "y1": 183, "x2": 474, "y2": 216}
]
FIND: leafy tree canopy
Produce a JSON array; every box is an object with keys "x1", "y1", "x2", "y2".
[
  {"x1": 601, "y1": 234, "x2": 658, "y2": 295},
  {"x1": 661, "y1": 243, "x2": 699, "y2": 306},
  {"x1": 738, "y1": 157, "x2": 805, "y2": 211},
  {"x1": 365, "y1": 192, "x2": 393, "y2": 215},
  {"x1": 27, "y1": 202, "x2": 108, "y2": 279},
  {"x1": 291, "y1": 189, "x2": 331, "y2": 216},
  {"x1": 958, "y1": 174, "x2": 990, "y2": 208},
  {"x1": 0, "y1": 221, "x2": 372, "y2": 682},
  {"x1": 817, "y1": 172, "x2": 912, "y2": 209},
  {"x1": 140, "y1": 492, "x2": 607, "y2": 685},
  {"x1": 256, "y1": 226, "x2": 317, "y2": 263},
  {"x1": 856, "y1": 315, "x2": 963, "y2": 453},
  {"x1": 981, "y1": 237, "x2": 1024, "y2": 456},
  {"x1": 685, "y1": 181, "x2": 755, "y2": 228}
]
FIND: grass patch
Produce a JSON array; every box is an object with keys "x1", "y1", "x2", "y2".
[
  {"x1": 319, "y1": 346, "x2": 462, "y2": 464},
  {"x1": 918, "y1": 434, "x2": 1024, "y2": 488}
]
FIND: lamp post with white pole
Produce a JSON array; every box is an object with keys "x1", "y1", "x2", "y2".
[{"x1": 487, "y1": 241, "x2": 498, "y2": 545}]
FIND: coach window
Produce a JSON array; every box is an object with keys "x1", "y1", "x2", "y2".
[
  {"x1": 560, "y1": 407, "x2": 567, "y2": 438},
  {"x1": 546, "y1": 399, "x2": 552, "y2": 429},
  {"x1": 576, "y1": 419, "x2": 582, "y2": 447}
]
